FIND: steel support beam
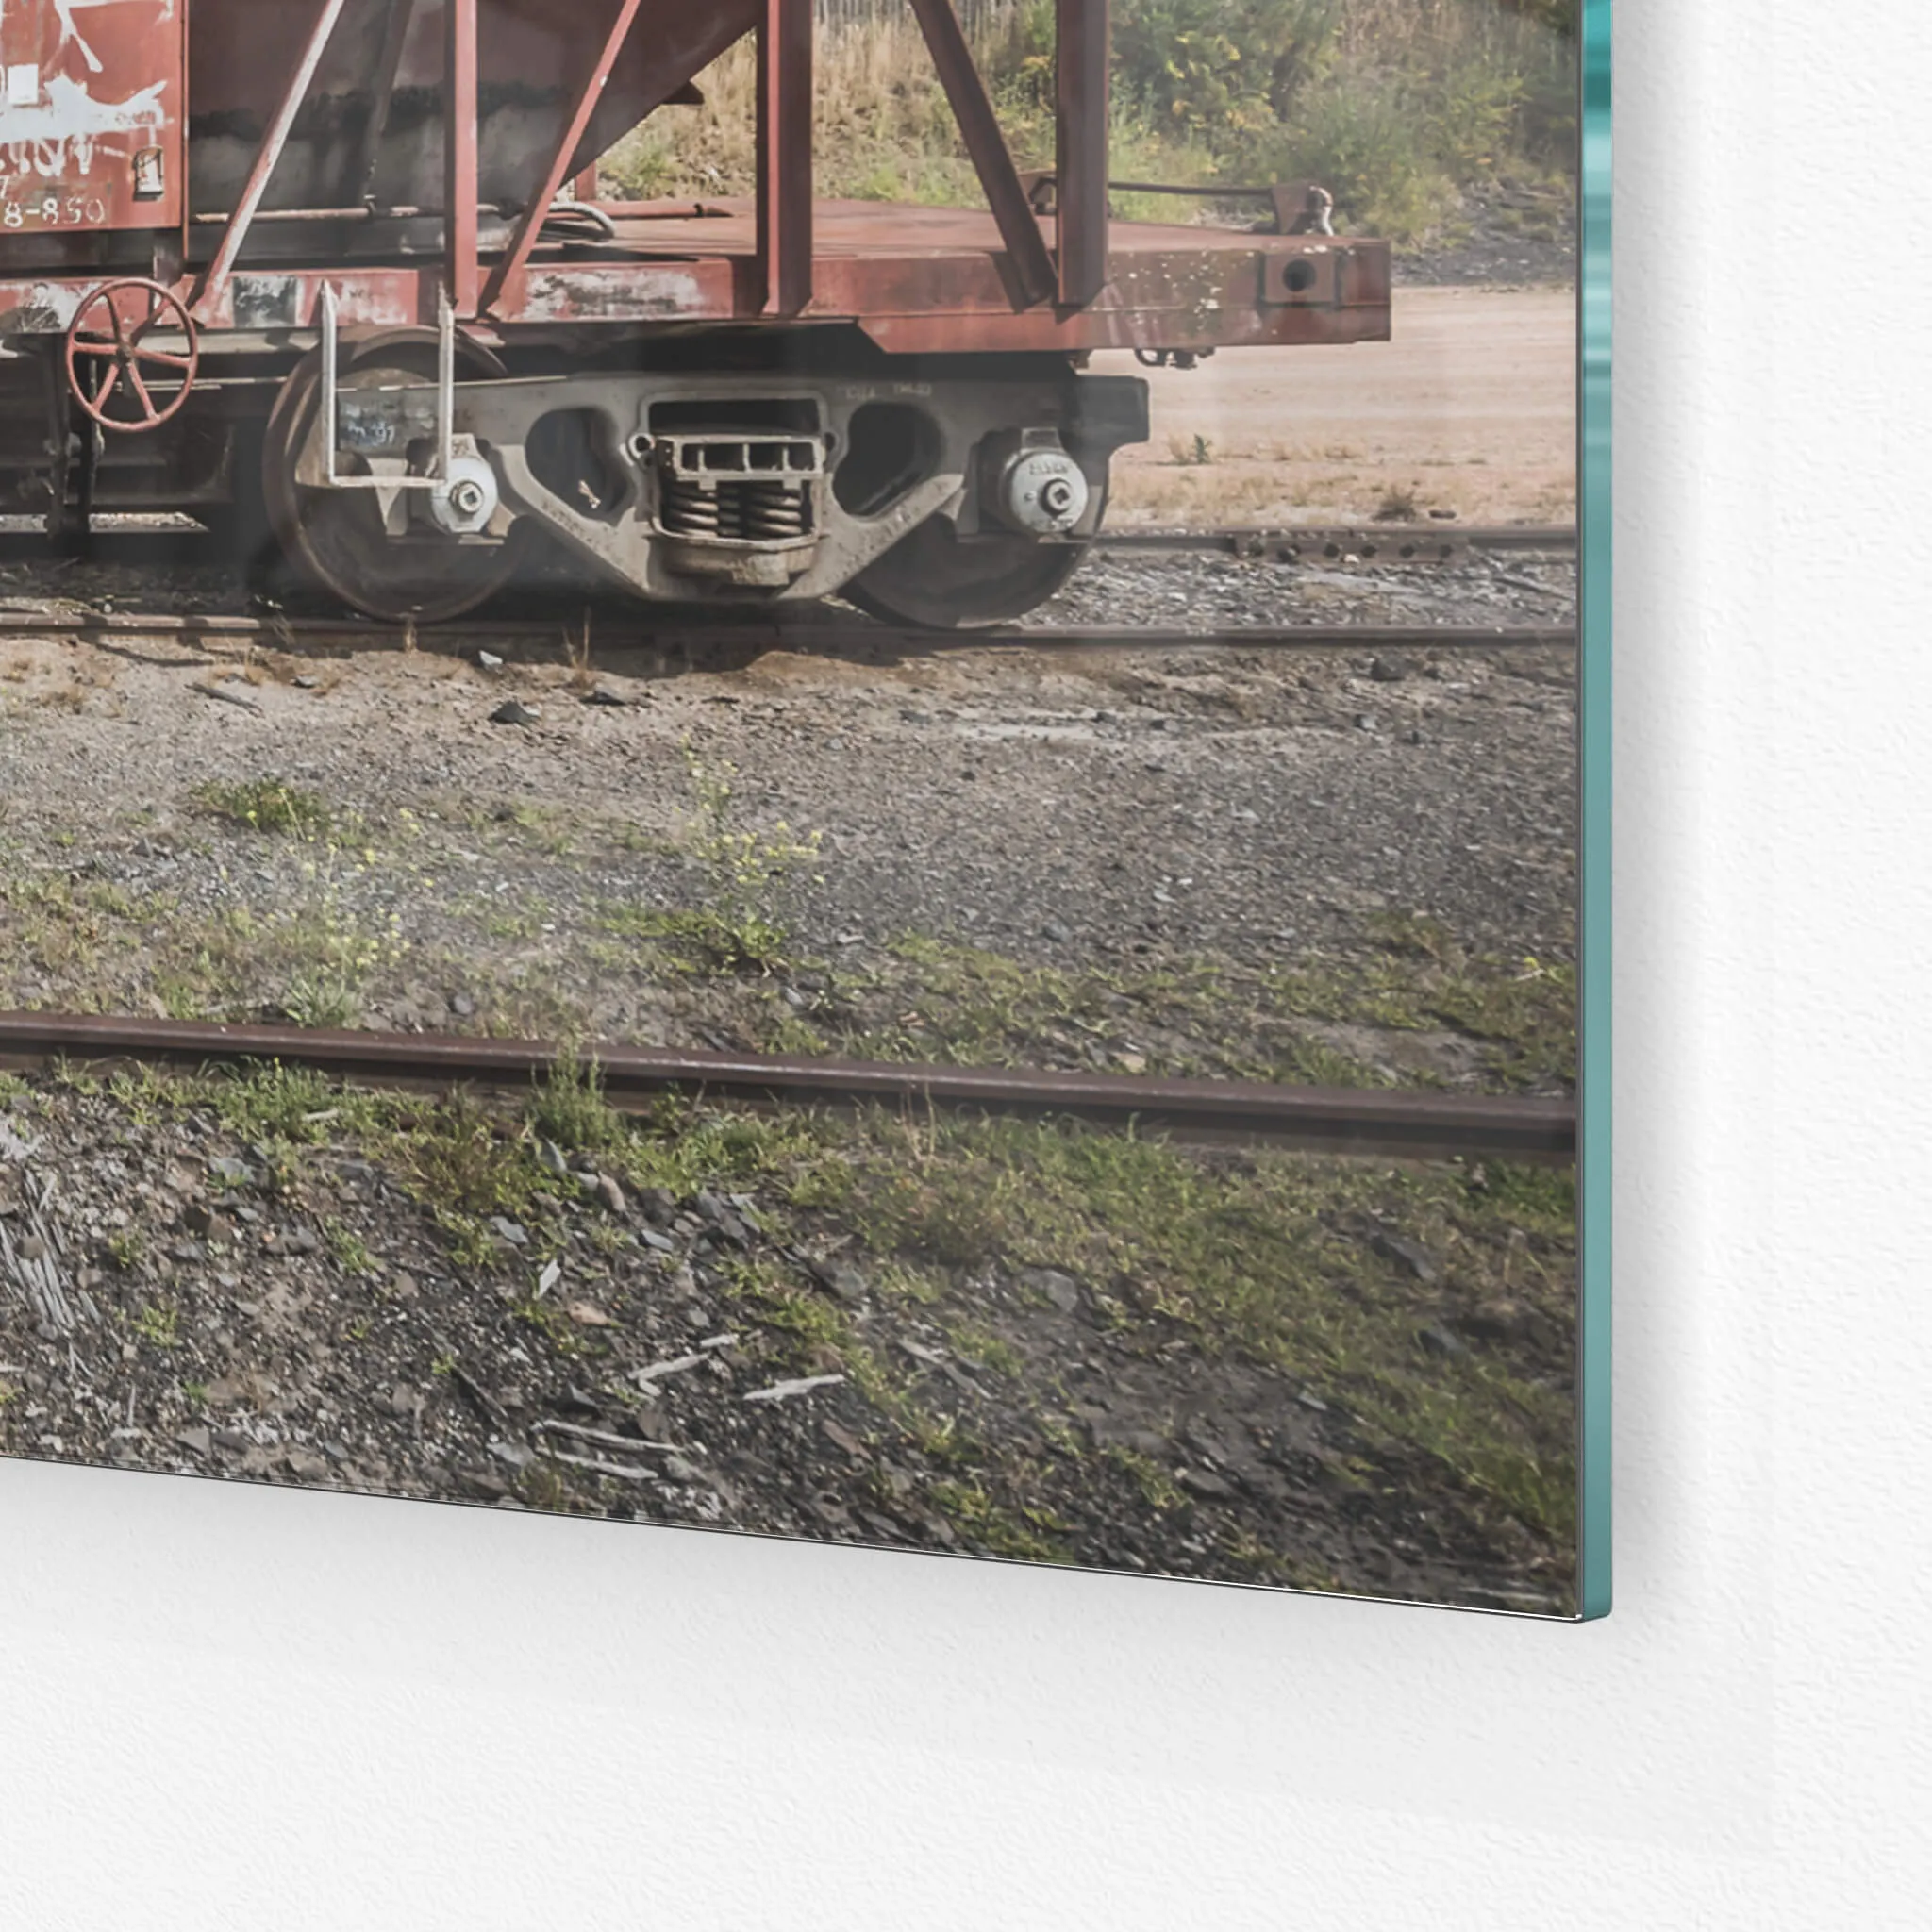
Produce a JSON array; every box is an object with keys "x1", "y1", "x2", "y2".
[
  {"x1": 354, "y1": 0, "x2": 420, "y2": 207},
  {"x1": 446, "y1": 0, "x2": 481, "y2": 319},
  {"x1": 755, "y1": 0, "x2": 814, "y2": 318},
  {"x1": 1056, "y1": 0, "x2": 1110, "y2": 308},
  {"x1": 908, "y1": 0, "x2": 1057, "y2": 310},
  {"x1": 195, "y1": 0, "x2": 351, "y2": 316},
  {"x1": 484, "y1": 0, "x2": 647, "y2": 312}
]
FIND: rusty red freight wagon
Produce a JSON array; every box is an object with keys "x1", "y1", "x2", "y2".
[{"x1": 0, "y1": 0, "x2": 1391, "y2": 626}]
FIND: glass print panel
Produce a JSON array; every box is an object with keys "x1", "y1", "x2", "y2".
[{"x1": 0, "y1": 0, "x2": 1588, "y2": 1614}]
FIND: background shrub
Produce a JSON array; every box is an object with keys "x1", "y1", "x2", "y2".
[{"x1": 604, "y1": 0, "x2": 1579, "y2": 246}]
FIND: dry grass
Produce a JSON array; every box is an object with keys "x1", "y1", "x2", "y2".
[
  {"x1": 1106, "y1": 444, "x2": 1567, "y2": 529},
  {"x1": 606, "y1": 24, "x2": 985, "y2": 208},
  {"x1": 604, "y1": 17, "x2": 1219, "y2": 217}
]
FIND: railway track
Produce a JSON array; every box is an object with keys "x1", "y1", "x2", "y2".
[
  {"x1": 0, "y1": 517, "x2": 1577, "y2": 568},
  {"x1": 0, "y1": 520, "x2": 1575, "y2": 657},
  {"x1": 1095, "y1": 523, "x2": 1577, "y2": 563},
  {"x1": 0, "y1": 608, "x2": 1575, "y2": 657},
  {"x1": 0, "y1": 1014, "x2": 1575, "y2": 1163},
  {"x1": 0, "y1": 525, "x2": 1568, "y2": 660}
]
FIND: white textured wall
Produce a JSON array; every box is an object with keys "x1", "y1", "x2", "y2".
[{"x1": 6, "y1": 5, "x2": 1930, "y2": 1924}]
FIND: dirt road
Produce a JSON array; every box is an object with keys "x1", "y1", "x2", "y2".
[{"x1": 1106, "y1": 284, "x2": 1577, "y2": 529}]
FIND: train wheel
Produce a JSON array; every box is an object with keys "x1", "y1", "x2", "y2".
[
  {"x1": 843, "y1": 507, "x2": 1099, "y2": 630},
  {"x1": 262, "y1": 329, "x2": 525, "y2": 625}
]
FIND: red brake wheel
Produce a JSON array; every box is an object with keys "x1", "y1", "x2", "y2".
[{"x1": 65, "y1": 279, "x2": 200, "y2": 434}]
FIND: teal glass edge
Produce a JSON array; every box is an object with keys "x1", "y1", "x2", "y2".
[{"x1": 1576, "y1": 0, "x2": 1612, "y2": 1621}]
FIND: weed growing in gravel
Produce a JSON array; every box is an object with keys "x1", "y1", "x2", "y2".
[
  {"x1": 0, "y1": 875, "x2": 173, "y2": 1003},
  {"x1": 392, "y1": 1090, "x2": 535, "y2": 1217},
  {"x1": 1107, "y1": 1445, "x2": 1187, "y2": 1513},
  {"x1": 525, "y1": 1044, "x2": 624, "y2": 1154},
  {"x1": 512, "y1": 1296, "x2": 592, "y2": 1358},
  {"x1": 130, "y1": 1301, "x2": 180, "y2": 1349},
  {"x1": 438, "y1": 1215, "x2": 501, "y2": 1274},
  {"x1": 734, "y1": 1265, "x2": 849, "y2": 1357},
  {"x1": 275, "y1": 842, "x2": 406, "y2": 1029},
  {"x1": 194, "y1": 777, "x2": 330, "y2": 837},
  {"x1": 924, "y1": 1477, "x2": 1064, "y2": 1563},
  {"x1": 943, "y1": 1320, "x2": 1025, "y2": 1380},
  {"x1": 176, "y1": 784, "x2": 408, "y2": 1027},
  {"x1": 105, "y1": 1230, "x2": 145, "y2": 1272},
  {"x1": 1363, "y1": 909, "x2": 1458, "y2": 962},
  {"x1": 205, "y1": 1061, "x2": 382, "y2": 1145},
  {"x1": 622, "y1": 1098, "x2": 833, "y2": 1202},
  {"x1": 324, "y1": 1220, "x2": 376, "y2": 1278},
  {"x1": 107, "y1": 1067, "x2": 173, "y2": 1126},
  {"x1": 629, "y1": 743, "x2": 824, "y2": 974}
]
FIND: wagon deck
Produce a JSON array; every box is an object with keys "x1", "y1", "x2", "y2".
[
  {"x1": 491, "y1": 199, "x2": 1390, "y2": 356},
  {"x1": 148, "y1": 197, "x2": 1389, "y2": 357}
]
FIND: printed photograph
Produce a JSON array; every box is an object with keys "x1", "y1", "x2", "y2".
[{"x1": 0, "y1": 0, "x2": 1582, "y2": 1612}]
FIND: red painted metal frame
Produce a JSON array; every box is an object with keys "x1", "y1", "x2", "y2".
[
  {"x1": 446, "y1": 0, "x2": 482, "y2": 318},
  {"x1": 483, "y1": 0, "x2": 647, "y2": 314},
  {"x1": 907, "y1": 0, "x2": 1056, "y2": 312},
  {"x1": 1056, "y1": 0, "x2": 1109, "y2": 308},
  {"x1": 194, "y1": 0, "x2": 351, "y2": 318},
  {"x1": 10, "y1": 208, "x2": 1388, "y2": 354},
  {"x1": 756, "y1": 0, "x2": 815, "y2": 318}
]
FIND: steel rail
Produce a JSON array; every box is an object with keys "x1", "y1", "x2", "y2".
[
  {"x1": 889, "y1": 622, "x2": 1574, "y2": 656},
  {"x1": 0, "y1": 610, "x2": 1573, "y2": 654},
  {"x1": 1095, "y1": 524, "x2": 1577, "y2": 558},
  {"x1": 0, "y1": 521, "x2": 1576, "y2": 568},
  {"x1": 0, "y1": 1014, "x2": 1574, "y2": 1162}
]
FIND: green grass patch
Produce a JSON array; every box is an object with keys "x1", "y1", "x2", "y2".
[
  {"x1": 804, "y1": 926, "x2": 1574, "y2": 1094},
  {"x1": 824, "y1": 1106, "x2": 1576, "y2": 1545},
  {"x1": 193, "y1": 777, "x2": 331, "y2": 837}
]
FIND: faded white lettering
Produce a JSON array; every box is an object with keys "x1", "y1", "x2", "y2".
[{"x1": 0, "y1": 74, "x2": 168, "y2": 182}]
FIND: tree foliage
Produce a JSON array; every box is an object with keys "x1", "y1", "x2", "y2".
[
  {"x1": 1494, "y1": 0, "x2": 1579, "y2": 35},
  {"x1": 1111, "y1": 0, "x2": 1346, "y2": 138}
]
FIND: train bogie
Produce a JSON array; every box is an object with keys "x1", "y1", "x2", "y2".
[{"x1": 275, "y1": 310, "x2": 1151, "y2": 623}]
